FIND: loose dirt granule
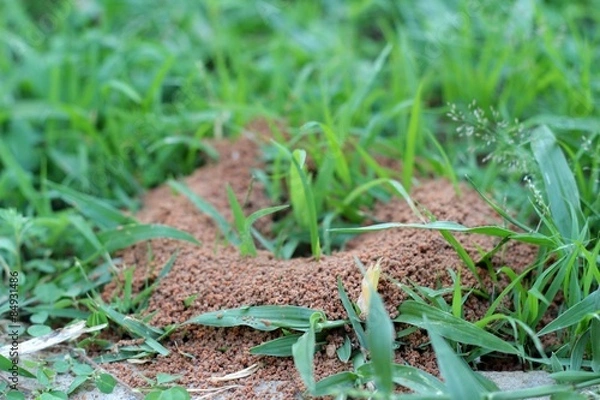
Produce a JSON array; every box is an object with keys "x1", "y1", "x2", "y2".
[{"x1": 100, "y1": 128, "x2": 537, "y2": 399}]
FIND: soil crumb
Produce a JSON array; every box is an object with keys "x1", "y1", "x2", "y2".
[{"x1": 100, "y1": 125, "x2": 537, "y2": 399}]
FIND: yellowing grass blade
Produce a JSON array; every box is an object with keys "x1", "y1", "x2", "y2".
[{"x1": 356, "y1": 260, "x2": 382, "y2": 319}]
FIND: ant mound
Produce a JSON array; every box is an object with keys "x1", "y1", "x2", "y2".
[{"x1": 101, "y1": 125, "x2": 536, "y2": 399}]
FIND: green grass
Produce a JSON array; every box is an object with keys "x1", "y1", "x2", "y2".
[{"x1": 0, "y1": 0, "x2": 599, "y2": 399}]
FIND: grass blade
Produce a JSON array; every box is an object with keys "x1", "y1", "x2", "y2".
[
  {"x1": 313, "y1": 371, "x2": 359, "y2": 397},
  {"x1": 427, "y1": 319, "x2": 490, "y2": 400},
  {"x1": 531, "y1": 125, "x2": 583, "y2": 241},
  {"x1": 396, "y1": 301, "x2": 519, "y2": 355},
  {"x1": 168, "y1": 179, "x2": 239, "y2": 245},
  {"x1": 331, "y1": 221, "x2": 555, "y2": 246},
  {"x1": 0, "y1": 354, "x2": 36, "y2": 378},
  {"x1": 357, "y1": 363, "x2": 445, "y2": 395},
  {"x1": 0, "y1": 140, "x2": 49, "y2": 215},
  {"x1": 184, "y1": 305, "x2": 322, "y2": 331},
  {"x1": 292, "y1": 312, "x2": 322, "y2": 393},
  {"x1": 321, "y1": 123, "x2": 351, "y2": 187},
  {"x1": 47, "y1": 181, "x2": 136, "y2": 229},
  {"x1": 341, "y1": 178, "x2": 422, "y2": 221},
  {"x1": 250, "y1": 333, "x2": 303, "y2": 357},
  {"x1": 226, "y1": 184, "x2": 253, "y2": 255},
  {"x1": 365, "y1": 269, "x2": 394, "y2": 396},
  {"x1": 537, "y1": 288, "x2": 600, "y2": 336},
  {"x1": 97, "y1": 224, "x2": 199, "y2": 253},
  {"x1": 337, "y1": 277, "x2": 367, "y2": 349},
  {"x1": 97, "y1": 303, "x2": 168, "y2": 356},
  {"x1": 403, "y1": 82, "x2": 423, "y2": 192},
  {"x1": 273, "y1": 142, "x2": 321, "y2": 258}
]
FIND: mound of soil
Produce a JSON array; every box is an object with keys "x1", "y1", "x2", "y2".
[{"x1": 101, "y1": 123, "x2": 537, "y2": 398}]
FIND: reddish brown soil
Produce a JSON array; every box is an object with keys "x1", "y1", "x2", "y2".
[{"x1": 100, "y1": 124, "x2": 537, "y2": 399}]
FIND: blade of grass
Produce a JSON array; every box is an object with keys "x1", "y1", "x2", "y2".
[
  {"x1": 184, "y1": 305, "x2": 324, "y2": 332},
  {"x1": 226, "y1": 184, "x2": 252, "y2": 254},
  {"x1": 0, "y1": 140, "x2": 49, "y2": 215},
  {"x1": 426, "y1": 318, "x2": 491, "y2": 400},
  {"x1": 357, "y1": 363, "x2": 445, "y2": 395},
  {"x1": 168, "y1": 179, "x2": 239, "y2": 245},
  {"x1": 292, "y1": 312, "x2": 323, "y2": 393},
  {"x1": 331, "y1": 221, "x2": 555, "y2": 246},
  {"x1": 97, "y1": 303, "x2": 168, "y2": 356},
  {"x1": 465, "y1": 176, "x2": 532, "y2": 233},
  {"x1": 365, "y1": 279, "x2": 394, "y2": 397},
  {"x1": 312, "y1": 371, "x2": 359, "y2": 397},
  {"x1": 531, "y1": 125, "x2": 584, "y2": 241},
  {"x1": 97, "y1": 224, "x2": 199, "y2": 254},
  {"x1": 340, "y1": 178, "x2": 423, "y2": 221},
  {"x1": 403, "y1": 82, "x2": 423, "y2": 192},
  {"x1": 337, "y1": 277, "x2": 367, "y2": 349},
  {"x1": 250, "y1": 333, "x2": 303, "y2": 357},
  {"x1": 273, "y1": 142, "x2": 321, "y2": 258},
  {"x1": 396, "y1": 301, "x2": 519, "y2": 355},
  {"x1": 321, "y1": 123, "x2": 351, "y2": 187},
  {"x1": 537, "y1": 288, "x2": 600, "y2": 336}
]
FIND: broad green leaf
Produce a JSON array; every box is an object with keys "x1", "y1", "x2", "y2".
[
  {"x1": 71, "y1": 363, "x2": 94, "y2": 376},
  {"x1": 396, "y1": 301, "x2": 519, "y2": 354},
  {"x1": 531, "y1": 125, "x2": 583, "y2": 241},
  {"x1": 33, "y1": 283, "x2": 62, "y2": 303},
  {"x1": 67, "y1": 375, "x2": 89, "y2": 394},
  {"x1": 185, "y1": 305, "x2": 321, "y2": 331},
  {"x1": 156, "y1": 373, "x2": 181, "y2": 385},
  {"x1": 26, "y1": 324, "x2": 52, "y2": 337},
  {"x1": 144, "y1": 386, "x2": 190, "y2": 400},
  {"x1": 537, "y1": 289, "x2": 600, "y2": 336},
  {"x1": 97, "y1": 224, "x2": 199, "y2": 253},
  {"x1": 331, "y1": 221, "x2": 554, "y2": 246},
  {"x1": 6, "y1": 390, "x2": 26, "y2": 400},
  {"x1": 250, "y1": 333, "x2": 303, "y2": 356},
  {"x1": 95, "y1": 373, "x2": 117, "y2": 394},
  {"x1": 39, "y1": 392, "x2": 68, "y2": 400}
]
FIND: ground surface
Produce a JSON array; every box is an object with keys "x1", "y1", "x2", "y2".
[{"x1": 100, "y1": 128, "x2": 537, "y2": 399}]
